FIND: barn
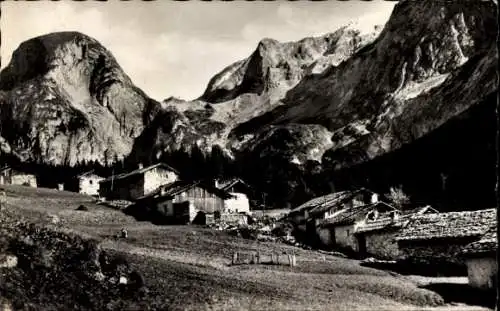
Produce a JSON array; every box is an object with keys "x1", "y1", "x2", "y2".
[
  {"x1": 131, "y1": 180, "x2": 234, "y2": 225},
  {"x1": 99, "y1": 163, "x2": 179, "y2": 201}
]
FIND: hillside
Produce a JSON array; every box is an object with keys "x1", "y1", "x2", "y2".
[
  {"x1": 0, "y1": 185, "x2": 494, "y2": 310},
  {"x1": 0, "y1": 32, "x2": 160, "y2": 166}
]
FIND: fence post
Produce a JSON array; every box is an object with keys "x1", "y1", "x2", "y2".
[
  {"x1": 292, "y1": 254, "x2": 296, "y2": 267},
  {"x1": 288, "y1": 254, "x2": 292, "y2": 267},
  {"x1": 232, "y1": 252, "x2": 238, "y2": 265},
  {"x1": 256, "y1": 252, "x2": 260, "y2": 264}
]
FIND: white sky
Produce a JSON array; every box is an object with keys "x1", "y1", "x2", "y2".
[{"x1": 1, "y1": 0, "x2": 396, "y2": 101}]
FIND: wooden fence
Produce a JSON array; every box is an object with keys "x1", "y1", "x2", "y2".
[{"x1": 231, "y1": 251, "x2": 297, "y2": 267}]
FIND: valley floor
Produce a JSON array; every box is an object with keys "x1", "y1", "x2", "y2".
[{"x1": 0, "y1": 185, "x2": 495, "y2": 311}]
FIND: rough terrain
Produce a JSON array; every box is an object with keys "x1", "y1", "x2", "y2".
[{"x1": 0, "y1": 185, "x2": 495, "y2": 311}]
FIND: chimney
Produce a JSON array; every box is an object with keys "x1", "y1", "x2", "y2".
[
  {"x1": 215, "y1": 179, "x2": 219, "y2": 188},
  {"x1": 371, "y1": 193, "x2": 379, "y2": 204},
  {"x1": 138, "y1": 163, "x2": 143, "y2": 169}
]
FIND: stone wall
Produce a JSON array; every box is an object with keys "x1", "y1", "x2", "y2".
[
  {"x1": 466, "y1": 256, "x2": 497, "y2": 290},
  {"x1": 364, "y1": 230, "x2": 401, "y2": 260},
  {"x1": 334, "y1": 224, "x2": 358, "y2": 252},
  {"x1": 317, "y1": 227, "x2": 334, "y2": 249}
]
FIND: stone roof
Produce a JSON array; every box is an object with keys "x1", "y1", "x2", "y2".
[
  {"x1": 462, "y1": 223, "x2": 497, "y2": 256},
  {"x1": 395, "y1": 208, "x2": 496, "y2": 242},
  {"x1": 356, "y1": 205, "x2": 439, "y2": 234},
  {"x1": 101, "y1": 163, "x2": 179, "y2": 183},
  {"x1": 321, "y1": 201, "x2": 398, "y2": 227}
]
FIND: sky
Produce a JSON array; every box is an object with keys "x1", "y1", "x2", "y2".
[{"x1": 1, "y1": 0, "x2": 396, "y2": 101}]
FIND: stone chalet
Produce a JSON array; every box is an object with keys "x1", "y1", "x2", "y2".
[
  {"x1": 99, "y1": 163, "x2": 179, "y2": 201},
  {"x1": 394, "y1": 208, "x2": 497, "y2": 271},
  {"x1": 215, "y1": 178, "x2": 251, "y2": 214},
  {"x1": 461, "y1": 223, "x2": 497, "y2": 290},
  {"x1": 0, "y1": 166, "x2": 37, "y2": 188},
  {"x1": 287, "y1": 188, "x2": 379, "y2": 227},
  {"x1": 317, "y1": 201, "x2": 398, "y2": 254},
  {"x1": 131, "y1": 180, "x2": 234, "y2": 225},
  {"x1": 354, "y1": 206, "x2": 439, "y2": 260}
]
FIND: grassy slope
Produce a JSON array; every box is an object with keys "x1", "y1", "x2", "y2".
[{"x1": 0, "y1": 185, "x2": 493, "y2": 311}]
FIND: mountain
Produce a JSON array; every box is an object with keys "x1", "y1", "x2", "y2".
[
  {"x1": 0, "y1": 0, "x2": 497, "y2": 211},
  {"x1": 127, "y1": 23, "x2": 383, "y2": 163},
  {"x1": 231, "y1": 0, "x2": 498, "y2": 210},
  {"x1": 0, "y1": 32, "x2": 160, "y2": 166}
]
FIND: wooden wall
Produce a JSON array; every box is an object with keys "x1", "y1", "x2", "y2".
[{"x1": 172, "y1": 186, "x2": 225, "y2": 214}]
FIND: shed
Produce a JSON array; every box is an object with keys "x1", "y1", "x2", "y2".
[
  {"x1": 67, "y1": 170, "x2": 104, "y2": 196},
  {"x1": 99, "y1": 163, "x2": 179, "y2": 201}
]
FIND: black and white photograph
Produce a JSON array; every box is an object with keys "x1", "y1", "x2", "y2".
[{"x1": 0, "y1": 0, "x2": 498, "y2": 310}]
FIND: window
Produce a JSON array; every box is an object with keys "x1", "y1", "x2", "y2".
[
  {"x1": 89, "y1": 180, "x2": 93, "y2": 185},
  {"x1": 346, "y1": 229, "x2": 350, "y2": 236}
]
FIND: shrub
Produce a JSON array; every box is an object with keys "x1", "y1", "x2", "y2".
[
  {"x1": 386, "y1": 185, "x2": 411, "y2": 208},
  {"x1": 76, "y1": 205, "x2": 88, "y2": 211}
]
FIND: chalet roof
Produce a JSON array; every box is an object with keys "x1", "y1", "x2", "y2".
[
  {"x1": 288, "y1": 191, "x2": 351, "y2": 215},
  {"x1": 136, "y1": 180, "x2": 234, "y2": 202},
  {"x1": 217, "y1": 178, "x2": 250, "y2": 192},
  {"x1": 321, "y1": 201, "x2": 398, "y2": 227},
  {"x1": 462, "y1": 223, "x2": 497, "y2": 256},
  {"x1": 101, "y1": 163, "x2": 179, "y2": 183},
  {"x1": 395, "y1": 208, "x2": 496, "y2": 242}
]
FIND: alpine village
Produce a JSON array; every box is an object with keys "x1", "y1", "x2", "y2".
[{"x1": 0, "y1": 1, "x2": 498, "y2": 310}]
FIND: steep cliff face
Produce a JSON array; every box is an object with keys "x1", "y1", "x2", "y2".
[
  {"x1": 134, "y1": 25, "x2": 382, "y2": 163},
  {"x1": 231, "y1": 0, "x2": 497, "y2": 209},
  {"x1": 0, "y1": 32, "x2": 160, "y2": 166}
]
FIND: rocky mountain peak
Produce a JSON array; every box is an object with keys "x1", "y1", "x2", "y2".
[{"x1": 0, "y1": 31, "x2": 159, "y2": 166}]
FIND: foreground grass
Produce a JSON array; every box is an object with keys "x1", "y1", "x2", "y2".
[{"x1": 0, "y1": 185, "x2": 494, "y2": 311}]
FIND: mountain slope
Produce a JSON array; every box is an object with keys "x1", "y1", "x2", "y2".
[
  {"x1": 0, "y1": 32, "x2": 160, "y2": 166},
  {"x1": 128, "y1": 24, "x2": 383, "y2": 163}
]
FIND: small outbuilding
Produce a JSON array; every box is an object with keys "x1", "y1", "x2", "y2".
[{"x1": 67, "y1": 170, "x2": 104, "y2": 196}]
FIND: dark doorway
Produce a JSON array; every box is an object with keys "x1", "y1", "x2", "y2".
[{"x1": 357, "y1": 234, "x2": 367, "y2": 259}]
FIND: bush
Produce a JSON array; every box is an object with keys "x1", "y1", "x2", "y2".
[
  {"x1": 386, "y1": 185, "x2": 411, "y2": 208},
  {"x1": 76, "y1": 205, "x2": 88, "y2": 211}
]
